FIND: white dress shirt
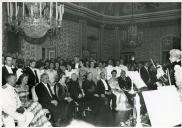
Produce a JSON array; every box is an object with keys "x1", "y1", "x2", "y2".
[
  {"x1": 35, "y1": 68, "x2": 45, "y2": 82},
  {"x1": 42, "y1": 82, "x2": 53, "y2": 97},
  {"x1": 5, "y1": 65, "x2": 13, "y2": 74},
  {"x1": 101, "y1": 79, "x2": 109, "y2": 91},
  {"x1": 29, "y1": 67, "x2": 35, "y2": 75},
  {"x1": 75, "y1": 63, "x2": 79, "y2": 69}
]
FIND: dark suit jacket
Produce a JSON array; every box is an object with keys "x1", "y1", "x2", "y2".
[
  {"x1": 2, "y1": 66, "x2": 16, "y2": 85},
  {"x1": 140, "y1": 66, "x2": 151, "y2": 85},
  {"x1": 35, "y1": 82, "x2": 55, "y2": 107},
  {"x1": 117, "y1": 76, "x2": 132, "y2": 90},
  {"x1": 67, "y1": 80, "x2": 82, "y2": 100},
  {"x1": 96, "y1": 79, "x2": 111, "y2": 95},
  {"x1": 23, "y1": 67, "x2": 38, "y2": 88},
  {"x1": 82, "y1": 79, "x2": 96, "y2": 98}
]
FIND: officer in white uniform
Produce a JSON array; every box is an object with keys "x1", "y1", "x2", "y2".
[{"x1": 1, "y1": 74, "x2": 34, "y2": 127}]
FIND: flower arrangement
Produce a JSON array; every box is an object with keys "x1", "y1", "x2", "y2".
[{"x1": 120, "y1": 113, "x2": 150, "y2": 127}]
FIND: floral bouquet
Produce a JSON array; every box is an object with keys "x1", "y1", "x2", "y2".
[{"x1": 120, "y1": 113, "x2": 150, "y2": 127}]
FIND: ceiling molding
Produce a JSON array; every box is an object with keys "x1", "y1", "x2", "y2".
[{"x1": 64, "y1": 2, "x2": 181, "y2": 25}]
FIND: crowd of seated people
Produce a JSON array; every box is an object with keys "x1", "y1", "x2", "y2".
[{"x1": 2, "y1": 50, "x2": 181, "y2": 127}]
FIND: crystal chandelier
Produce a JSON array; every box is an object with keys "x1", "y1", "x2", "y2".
[
  {"x1": 6, "y1": 2, "x2": 64, "y2": 39},
  {"x1": 126, "y1": 3, "x2": 143, "y2": 48}
]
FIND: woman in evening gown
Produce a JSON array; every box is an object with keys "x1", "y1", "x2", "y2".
[{"x1": 108, "y1": 70, "x2": 131, "y2": 111}]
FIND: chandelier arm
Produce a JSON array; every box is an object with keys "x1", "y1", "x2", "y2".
[{"x1": 6, "y1": 2, "x2": 64, "y2": 40}]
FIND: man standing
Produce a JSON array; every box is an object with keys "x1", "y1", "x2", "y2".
[
  {"x1": 140, "y1": 61, "x2": 151, "y2": 89},
  {"x1": 2, "y1": 56, "x2": 16, "y2": 85},
  {"x1": 1, "y1": 74, "x2": 34, "y2": 127},
  {"x1": 74, "y1": 56, "x2": 80, "y2": 69},
  {"x1": 23, "y1": 59, "x2": 39, "y2": 98},
  {"x1": 128, "y1": 56, "x2": 137, "y2": 71}
]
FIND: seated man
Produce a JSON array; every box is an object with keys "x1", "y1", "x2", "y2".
[
  {"x1": 117, "y1": 70, "x2": 132, "y2": 105},
  {"x1": 96, "y1": 72, "x2": 117, "y2": 112},
  {"x1": 1, "y1": 74, "x2": 34, "y2": 127},
  {"x1": 117, "y1": 70, "x2": 132, "y2": 90},
  {"x1": 35, "y1": 73, "x2": 60, "y2": 125},
  {"x1": 82, "y1": 72, "x2": 103, "y2": 114},
  {"x1": 67, "y1": 73, "x2": 85, "y2": 117}
]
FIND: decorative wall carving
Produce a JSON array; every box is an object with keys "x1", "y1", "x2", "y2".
[
  {"x1": 2, "y1": 2, "x2": 180, "y2": 64},
  {"x1": 65, "y1": 3, "x2": 180, "y2": 25},
  {"x1": 72, "y1": 3, "x2": 180, "y2": 16}
]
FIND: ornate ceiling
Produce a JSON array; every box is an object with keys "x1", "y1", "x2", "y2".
[{"x1": 72, "y1": 3, "x2": 180, "y2": 16}]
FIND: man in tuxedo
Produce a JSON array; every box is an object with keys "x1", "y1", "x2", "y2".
[
  {"x1": 35, "y1": 73, "x2": 60, "y2": 125},
  {"x1": 23, "y1": 60, "x2": 39, "y2": 98},
  {"x1": 2, "y1": 56, "x2": 16, "y2": 85},
  {"x1": 140, "y1": 61, "x2": 151, "y2": 89},
  {"x1": 74, "y1": 56, "x2": 80, "y2": 69},
  {"x1": 128, "y1": 56, "x2": 137, "y2": 71},
  {"x1": 96, "y1": 72, "x2": 117, "y2": 112}
]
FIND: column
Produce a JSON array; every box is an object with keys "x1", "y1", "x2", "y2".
[
  {"x1": 114, "y1": 27, "x2": 120, "y2": 60},
  {"x1": 98, "y1": 24, "x2": 105, "y2": 59},
  {"x1": 79, "y1": 19, "x2": 87, "y2": 58}
]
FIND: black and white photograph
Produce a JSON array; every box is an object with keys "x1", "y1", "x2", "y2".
[{"x1": 1, "y1": 1, "x2": 182, "y2": 127}]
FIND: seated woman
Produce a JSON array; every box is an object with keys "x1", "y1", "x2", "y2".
[
  {"x1": 108, "y1": 70, "x2": 131, "y2": 111},
  {"x1": 54, "y1": 73, "x2": 75, "y2": 123},
  {"x1": 82, "y1": 72, "x2": 103, "y2": 114},
  {"x1": 67, "y1": 73, "x2": 85, "y2": 117},
  {"x1": 16, "y1": 74, "x2": 52, "y2": 127}
]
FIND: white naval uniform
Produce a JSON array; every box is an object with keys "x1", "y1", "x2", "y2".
[{"x1": 1, "y1": 84, "x2": 33, "y2": 127}]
